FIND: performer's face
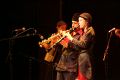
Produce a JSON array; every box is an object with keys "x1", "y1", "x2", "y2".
[
  {"x1": 78, "y1": 17, "x2": 87, "y2": 29},
  {"x1": 72, "y1": 21, "x2": 79, "y2": 28},
  {"x1": 57, "y1": 25, "x2": 67, "y2": 32}
]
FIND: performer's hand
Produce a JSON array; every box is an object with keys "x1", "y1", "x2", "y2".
[
  {"x1": 60, "y1": 31, "x2": 73, "y2": 41},
  {"x1": 65, "y1": 32, "x2": 73, "y2": 41}
]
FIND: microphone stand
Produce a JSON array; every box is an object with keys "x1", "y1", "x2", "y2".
[
  {"x1": 0, "y1": 28, "x2": 36, "y2": 42},
  {"x1": 103, "y1": 32, "x2": 112, "y2": 61},
  {"x1": 13, "y1": 28, "x2": 35, "y2": 37},
  {"x1": 103, "y1": 31, "x2": 113, "y2": 80},
  {"x1": 5, "y1": 28, "x2": 36, "y2": 80},
  {"x1": 8, "y1": 35, "x2": 14, "y2": 80}
]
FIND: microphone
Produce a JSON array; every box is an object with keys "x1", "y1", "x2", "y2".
[
  {"x1": 14, "y1": 27, "x2": 26, "y2": 32},
  {"x1": 34, "y1": 29, "x2": 37, "y2": 34},
  {"x1": 38, "y1": 34, "x2": 44, "y2": 40},
  {"x1": 108, "y1": 27, "x2": 116, "y2": 33}
]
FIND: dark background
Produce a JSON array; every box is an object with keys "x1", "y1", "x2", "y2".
[{"x1": 0, "y1": 0, "x2": 120, "y2": 80}]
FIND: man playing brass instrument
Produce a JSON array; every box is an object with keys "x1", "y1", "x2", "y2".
[{"x1": 38, "y1": 20, "x2": 67, "y2": 62}]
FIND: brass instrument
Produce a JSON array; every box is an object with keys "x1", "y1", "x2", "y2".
[
  {"x1": 38, "y1": 33, "x2": 63, "y2": 62},
  {"x1": 44, "y1": 47, "x2": 56, "y2": 62},
  {"x1": 47, "y1": 26, "x2": 80, "y2": 49},
  {"x1": 38, "y1": 26, "x2": 79, "y2": 62},
  {"x1": 38, "y1": 32, "x2": 62, "y2": 49}
]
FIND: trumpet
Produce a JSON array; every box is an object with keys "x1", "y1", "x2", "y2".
[
  {"x1": 48, "y1": 26, "x2": 80, "y2": 49},
  {"x1": 38, "y1": 32, "x2": 62, "y2": 48},
  {"x1": 38, "y1": 26, "x2": 79, "y2": 49}
]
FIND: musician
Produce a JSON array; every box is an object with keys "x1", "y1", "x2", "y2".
[
  {"x1": 56, "y1": 12, "x2": 95, "y2": 80},
  {"x1": 55, "y1": 12, "x2": 79, "y2": 80},
  {"x1": 38, "y1": 20, "x2": 68, "y2": 80},
  {"x1": 38, "y1": 20, "x2": 67, "y2": 63}
]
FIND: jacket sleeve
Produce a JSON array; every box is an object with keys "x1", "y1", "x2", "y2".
[{"x1": 68, "y1": 27, "x2": 95, "y2": 51}]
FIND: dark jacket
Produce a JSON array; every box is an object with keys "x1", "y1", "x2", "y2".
[{"x1": 56, "y1": 26, "x2": 95, "y2": 76}]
